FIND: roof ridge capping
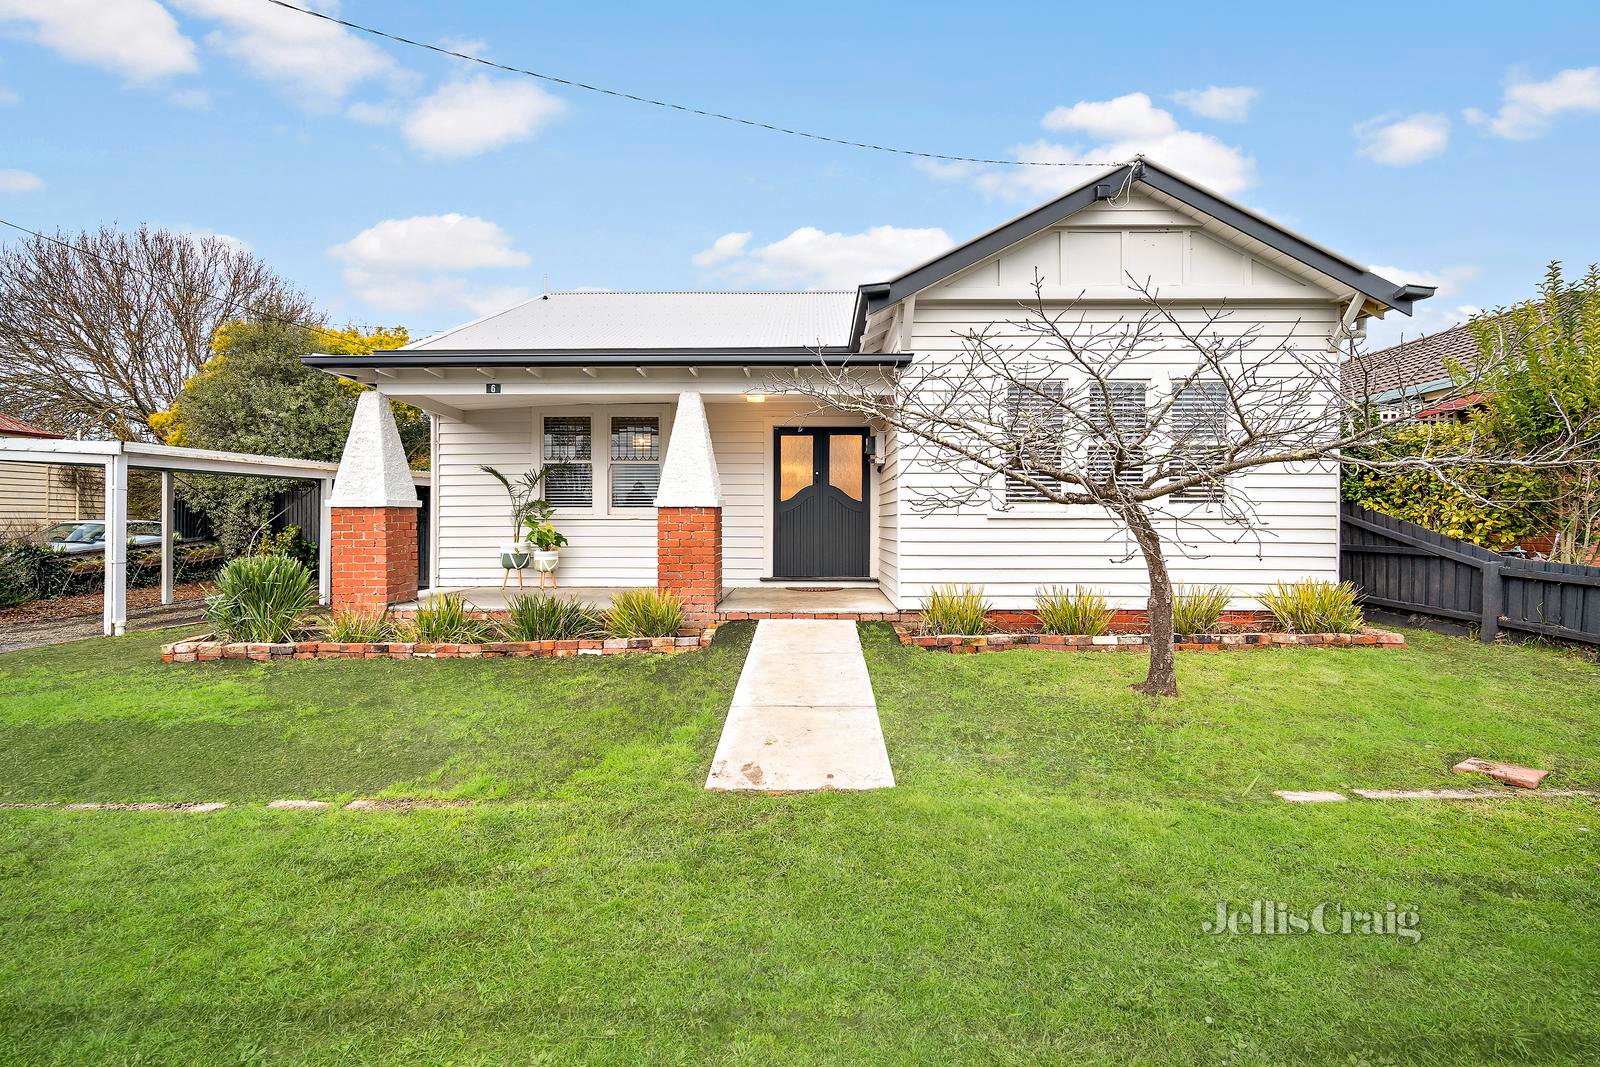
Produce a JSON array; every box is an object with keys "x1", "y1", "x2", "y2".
[{"x1": 853, "y1": 156, "x2": 1436, "y2": 327}]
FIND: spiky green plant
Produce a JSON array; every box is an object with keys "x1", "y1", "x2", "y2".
[
  {"x1": 325, "y1": 608, "x2": 395, "y2": 643},
  {"x1": 1173, "y1": 584, "x2": 1232, "y2": 635},
  {"x1": 504, "y1": 593, "x2": 604, "y2": 641},
  {"x1": 1034, "y1": 585, "x2": 1114, "y2": 636},
  {"x1": 398, "y1": 593, "x2": 492, "y2": 644},
  {"x1": 1258, "y1": 580, "x2": 1365, "y2": 634},
  {"x1": 204, "y1": 555, "x2": 317, "y2": 642},
  {"x1": 921, "y1": 584, "x2": 990, "y2": 635},
  {"x1": 604, "y1": 589, "x2": 687, "y2": 638}
]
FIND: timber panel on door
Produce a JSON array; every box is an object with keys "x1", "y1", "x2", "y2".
[{"x1": 774, "y1": 428, "x2": 869, "y2": 578}]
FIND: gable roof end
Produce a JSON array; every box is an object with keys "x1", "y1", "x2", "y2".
[{"x1": 856, "y1": 158, "x2": 1435, "y2": 331}]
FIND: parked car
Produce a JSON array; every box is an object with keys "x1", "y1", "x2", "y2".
[{"x1": 37, "y1": 520, "x2": 166, "y2": 555}]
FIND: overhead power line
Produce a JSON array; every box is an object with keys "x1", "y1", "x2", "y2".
[
  {"x1": 262, "y1": 0, "x2": 1119, "y2": 170},
  {"x1": 0, "y1": 217, "x2": 436, "y2": 349}
]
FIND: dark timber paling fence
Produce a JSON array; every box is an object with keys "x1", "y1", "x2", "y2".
[{"x1": 1340, "y1": 501, "x2": 1600, "y2": 645}]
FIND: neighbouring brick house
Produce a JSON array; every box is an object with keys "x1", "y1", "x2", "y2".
[
  {"x1": 307, "y1": 159, "x2": 1435, "y2": 623},
  {"x1": 1340, "y1": 322, "x2": 1488, "y2": 422}
]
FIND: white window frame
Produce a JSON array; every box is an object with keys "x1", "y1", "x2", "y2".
[{"x1": 535, "y1": 404, "x2": 673, "y2": 520}]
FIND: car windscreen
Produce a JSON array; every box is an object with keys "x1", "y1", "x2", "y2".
[{"x1": 48, "y1": 522, "x2": 105, "y2": 543}]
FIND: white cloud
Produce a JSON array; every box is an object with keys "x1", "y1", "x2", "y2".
[
  {"x1": 1354, "y1": 113, "x2": 1450, "y2": 166},
  {"x1": 170, "y1": 0, "x2": 397, "y2": 106},
  {"x1": 0, "y1": 85, "x2": 18, "y2": 106},
  {"x1": 1466, "y1": 66, "x2": 1600, "y2": 139},
  {"x1": 695, "y1": 225, "x2": 952, "y2": 288},
  {"x1": 331, "y1": 214, "x2": 533, "y2": 318},
  {"x1": 0, "y1": 0, "x2": 196, "y2": 81},
  {"x1": 331, "y1": 214, "x2": 531, "y2": 272},
  {"x1": 928, "y1": 93, "x2": 1256, "y2": 201},
  {"x1": 179, "y1": 227, "x2": 252, "y2": 253},
  {"x1": 1171, "y1": 86, "x2": 1258, "y2": 122},
  {"x1": 691, "y1": 232, "x2": 752, "y2": 267},
  {"x1": 1363, "y1": 263, "x2": 1481, "y2": 350},
  {"x1": 0, "y1": 168, "x2": 44, "y2": 193},
  {"x1": 401, "y1": 76, "x2": 564, "y2": 157},
  {"x1": 1043, "y1": 92, "x2": 1177, "y2": 139}
]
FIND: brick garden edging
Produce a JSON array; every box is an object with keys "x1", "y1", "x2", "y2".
[
  {"x1": 162, "y1": 624, "x2": 718, "y2": 663},
  {"x1": 892, "y1": 624, "x2": 1405, "y2": 654}
]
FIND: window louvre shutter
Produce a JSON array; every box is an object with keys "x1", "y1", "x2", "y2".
[
  {"x1": 1171, "y1": 382, "x2": 1227, "y2": 502},
  {"x1": 1084, "y1": 381, "x2": 1147, "y2": 488},
  {"x1": 543, "y1": 416, "x2": 593, "y2": 508},
  {"x1": 1003, "y1": 380, "x2": 1065, "y2": 503},
  {"x1": 609, "y1": 416, "x2": 661, "y2": 508}
]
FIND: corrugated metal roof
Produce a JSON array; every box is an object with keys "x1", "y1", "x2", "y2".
[
  {"x1": 404, "y1": 290, "x2": 858, "y2": 351},
  {"x1": 0, "y1": 412, "x2": 61, "y2": 438}
]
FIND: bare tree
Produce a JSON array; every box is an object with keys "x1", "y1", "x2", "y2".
[
  {"x1": 0, "y1": 225, "x2": 313, "y2": 440},
  {"x1": 783, "y1": 279, "x2": 1595, "y2": 696}
]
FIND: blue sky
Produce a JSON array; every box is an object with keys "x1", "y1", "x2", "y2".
[{"x1": 2, "y1": 0, "x2": 1598, "y2": 348}]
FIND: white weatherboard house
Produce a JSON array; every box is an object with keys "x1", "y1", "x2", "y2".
[{"x1": 306, "y1": 159, "x2": 1432, "y2": 621}]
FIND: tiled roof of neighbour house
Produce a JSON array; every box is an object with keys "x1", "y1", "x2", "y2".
[
  {"x1": 0, "y1": 412, "x2": 62, "y2": 438},
  {"x1": 401, "y1": 291, "x2": 859, "y2": 352},
  {"x1": 1340, "y1": 322, "x2": 1483, "y2": 400}
]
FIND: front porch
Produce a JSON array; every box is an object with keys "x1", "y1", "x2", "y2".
[{"x1": 398, "y1": 582, "x2": 900, "y2": 621}]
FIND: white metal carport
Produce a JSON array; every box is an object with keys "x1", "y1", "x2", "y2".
[{"x1": 0, "y1": 438, "x2": 357, "y2": 636}]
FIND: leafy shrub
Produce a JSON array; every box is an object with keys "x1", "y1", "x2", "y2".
[
  {"x1": 504, "y1": 593, "x2": 604, "y2": 641},
  {"x1": 0, "y1": 540, "x2": 71, "y2": 608},
  {"x1": 253, "y1": 523, "x2": 315, "y2": 566},
  {"x1": 326, "y1": 609, "x2": 394, "y2": 643},
  {"x1": 604, "y1": 589, "x2": 686, "y2": 638},
  {"x1": 1258, "y1": 580, "x2": 1365, "y2": 634},
  {"x1": 204, "y1": 555, "x2": 317, "y2": 642},
  {"x1": 398, "y1": 593, "x2": 492, "y2": 644},
  {"x1": 921, "y1": 584, "x2": 990, "y2": 635},
  {"x1": 1172, "y1": 584, "x2": 1232, "y2": 635},
  {"x1": 1034, "y1": 585, "x2": 1113, "y2": 636}
]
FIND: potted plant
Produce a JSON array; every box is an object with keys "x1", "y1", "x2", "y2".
[
  {"x1": 526, "y1": 507, "x2": 569, "y2": 588},
  {"x1": 481, "y1": 464, "x2": 568, "y2": 591}
]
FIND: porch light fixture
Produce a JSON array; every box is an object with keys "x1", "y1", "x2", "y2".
[{"x1": 744, "y1": 393, "x2": 767, "y2": 403}]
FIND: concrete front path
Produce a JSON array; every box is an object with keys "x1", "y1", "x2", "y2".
[{"x1": 706, "y1": 619, "x2": 895, "y2": 792}]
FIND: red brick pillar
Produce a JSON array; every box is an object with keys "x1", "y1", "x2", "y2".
[
  {"x1": 331, "y1": 506, "x2": 418, "y2": 612},
  {"x1": 657, "y1": 506, "x2": 722, "y2": 624}
]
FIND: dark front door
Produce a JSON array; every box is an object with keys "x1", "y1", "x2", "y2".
[{"x1": 774, "y1": 428, "x2": 870, "y2": 579}]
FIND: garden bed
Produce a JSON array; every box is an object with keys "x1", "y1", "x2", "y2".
[
  {"x1": 893, "y1": 623, "x2": 1405, "y2": 653},
  {"x1": 162, "y1": 624, "x2": 718, "y2": 663}
]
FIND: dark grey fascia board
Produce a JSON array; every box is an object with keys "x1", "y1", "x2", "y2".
[
  {"x1": 861, "y1": 164, "x2": 1136, "y2": 318},
  {"x1": 1131, "y1": 165, "x2": 1433, "y2": 316},
  {"x1": 300, "y1": 347, "x2": 910, "y2": 370}
]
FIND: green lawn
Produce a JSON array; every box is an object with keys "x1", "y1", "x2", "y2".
[{"x1": 1, "y1": 624, "x2": 1597, "y2": 1064}]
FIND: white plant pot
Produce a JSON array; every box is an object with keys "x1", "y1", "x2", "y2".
[
  {"x1": 499, "y1": 543, "x2": 531, "y2": 570},
  {"x1": 532, "y1": 549, "x2": 560, "y2": 574}
]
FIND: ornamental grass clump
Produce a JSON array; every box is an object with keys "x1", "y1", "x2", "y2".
[
  {"x1": 326, "y1": 608, "x2": 395, "y2": 643},
  {"x1": 204, "y1": 555, "x2": 317, "y2": 643},
  {"x1": 604, "y1": 589, "x2": 686, "y2": 638},
  {"x1": 920, "y1": 584, "x2": 990, "y2": 635},
  {"x1": 1258, "y1": 580, "x2": 1365, "y2": 634},
  {"x1": 398, "y1": 593, "x2": 492, "y2": 644},
  {"x1": 1172, "y1": 584, "x2": 1232, "y2": 635},
  {"x1": 504, "y1": 593, "x2": 605, "y2": 641},
  {"x1": 1034, "y1": 585, "x2": 1114, "y2": 636}
]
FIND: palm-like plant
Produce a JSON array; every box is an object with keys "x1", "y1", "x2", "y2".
[
  {"x1": 480, "y1": 464, "x2": 570, "y2": 544},
  {"x1": 205, "y1": 555, "x2": 318, "y2": 642}
]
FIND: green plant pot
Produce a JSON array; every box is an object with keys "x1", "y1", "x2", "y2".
[{"x1": 500, "y1": 544, "x2": 531, "y2": 570}]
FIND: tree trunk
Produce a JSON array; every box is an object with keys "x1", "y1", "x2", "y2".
[{"x1": 1122, "y1": 504, "x2": 1178, "y2": 697}]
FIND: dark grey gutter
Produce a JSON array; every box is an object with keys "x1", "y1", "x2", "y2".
[{"x1": 301, "y1": 346, "x2": 910, "y2": 370}]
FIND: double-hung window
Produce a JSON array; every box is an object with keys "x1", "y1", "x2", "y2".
[
  {"x1": 542, "y1": 416, "x2": 594, "y2": 509},
  {"x1": 1003, "y1": 380, "x2": 1065, "y2": 503},
  {"x1": 1170, "y1": 381, "x2": 1228, "y2": 502},
  {"x1": 1085, "y1": 380, "x2": 1148, "y2": 488},
  {"x1": 609, "y1": 415, "x2": 661, "y2": 508}
]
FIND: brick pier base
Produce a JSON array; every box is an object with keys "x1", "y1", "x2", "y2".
[
  {"x1": 331, "y1": 506, "x2": 418, "y2": 612},
  {"x1": 657, "y1": 506, "x2": 722, "y2": 624}
]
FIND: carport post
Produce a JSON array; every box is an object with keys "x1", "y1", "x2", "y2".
[
  {"x1": 159, "y1": 470, "x2": 175, "y2": 605},
  {"x1": 317, "y1": 476, "x2": 334, "y2": 605},
  {"x1": 103, "y1": 452, "x2": 129, "y2": 636}
]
